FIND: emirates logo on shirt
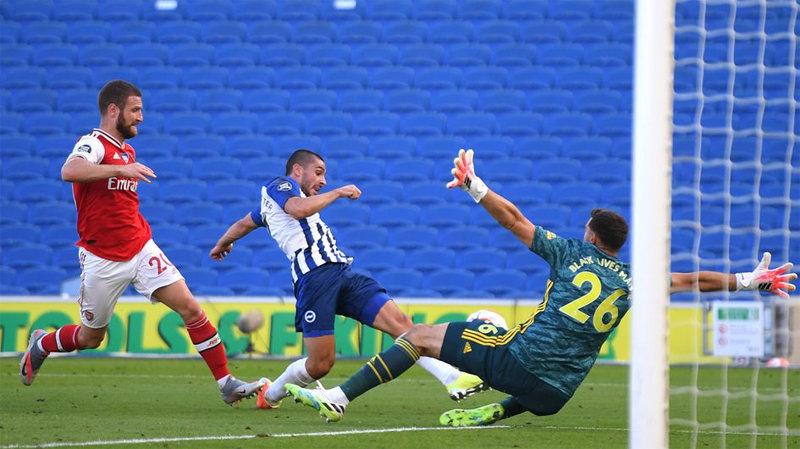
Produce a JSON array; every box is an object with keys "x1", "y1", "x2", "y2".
[{"x1": 107, "y1": 177, "x2": 139, "y2": 192}]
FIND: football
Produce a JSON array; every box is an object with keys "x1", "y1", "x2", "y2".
[
  {"x1": 467, "y1": 309, "x2": 508, "y2": 330},
  {"x1": 236, "y1": 309, "x2": 265, "y2": 334}
]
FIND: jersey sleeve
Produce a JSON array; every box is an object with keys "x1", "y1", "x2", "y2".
[
  {"x1": 529, "y1": 225, "x2": 572, "y2": 267},
  {"x1": 66, "y1": 135, "x2": 105, "y2": 165},
  {"x1": 266, "y1": 177, "x2": 300, "y2": 211},
  {"x1": 249, "y1": 207, "x2": 266, "y2": 228}
]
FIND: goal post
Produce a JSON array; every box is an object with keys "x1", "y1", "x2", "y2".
[{"x1": 629, "y1": 0, "x2": 675, "y2": 448}]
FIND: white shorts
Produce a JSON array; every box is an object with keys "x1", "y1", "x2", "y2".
[{"x1": 78, "y1": 239, "x2": 184, "y2": 328}]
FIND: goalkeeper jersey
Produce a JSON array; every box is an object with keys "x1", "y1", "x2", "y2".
[{"x1": 508, "y1": 226, "x2": 632, "y2": 397}]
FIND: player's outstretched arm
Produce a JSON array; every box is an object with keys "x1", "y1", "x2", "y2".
[
  {"x1": 446, "y1": 149, "x2": 535, "y2": 247},
  {"x1": 62, "y1": 157, "x2": 156, "y2": 183},
  {"x1": 670, "y1": 252, "x2": 797, "y2": 298},
  {"x1": 209, "y1": 213, "x2": 260, "y2": 261},
  {"x1": 284, "y1": 184, "x2": 361, "y2": 220}
]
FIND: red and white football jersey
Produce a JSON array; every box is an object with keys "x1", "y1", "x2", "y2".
[{"x1": 66, "y1": 128, "x2": 151, "y2": 262}]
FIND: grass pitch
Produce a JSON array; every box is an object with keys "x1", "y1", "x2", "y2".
[{"x1": 1, "y1": 357, "x2": 797, "y2": 448}]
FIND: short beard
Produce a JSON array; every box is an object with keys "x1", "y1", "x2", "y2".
[{"x1": 116, "y1": 113, "x2": 137, "y2": 139}]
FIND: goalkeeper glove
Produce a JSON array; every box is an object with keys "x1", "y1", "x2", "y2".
[
  {"x1": 446, "y1": 149, "x2": 488, "y2": 203},
  {"x1": 735, "y1": 252, "x2": 797, "y2": 299}
]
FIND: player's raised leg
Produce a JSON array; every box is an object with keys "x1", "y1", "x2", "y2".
[
  {"x1": 260, "y1": 336, "x2": 329, "y2": 409},
  {"x1": 371, "y1": 300, "x2": 488, "y2": 400},
  {"x1": 151, "y1": 278, "x2": 265, "y2": 405}
]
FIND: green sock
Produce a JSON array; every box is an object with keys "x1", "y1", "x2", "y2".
[{"x1": 340, "y1": 336, "x2": 420, "y2": 401}]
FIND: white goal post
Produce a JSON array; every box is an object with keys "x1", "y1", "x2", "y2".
[{"x1": 630, "y1": 0, "x2": 675, "y2": 448}]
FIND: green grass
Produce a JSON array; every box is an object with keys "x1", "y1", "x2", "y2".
[{"x1": 1, "y1": 357, "x2": 797, "y2": 449}]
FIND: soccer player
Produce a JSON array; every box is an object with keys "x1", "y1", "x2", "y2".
[
  {"x1": 18, "y1": 80, "x2": 266, "y2": 406},
  {"x1": 284, "y1": 149, "x2": 798, "y2": 424},
  {"x1": 209, "y1": 149, "x2": 486, "y2": 410}
]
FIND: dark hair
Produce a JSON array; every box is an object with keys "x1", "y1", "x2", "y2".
[
  {"x1": 285, "y1": 149, "x2": 324, "y2": 175},
  {"x1": 588, "y1": 208, "x2": 629, "y2": 251},
  {"x1": 98, "y1": 80, "x2": 142, "y2": 116}
]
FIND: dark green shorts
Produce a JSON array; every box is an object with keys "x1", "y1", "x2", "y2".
[{"x1": 439, "y1": 320, "x2": 571, "y2": 416}]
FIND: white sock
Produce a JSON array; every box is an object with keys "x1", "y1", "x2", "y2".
[
  {"x1": 217, "y1": 374, "x2": 231, "y2": 388},
  {"x1": 416, "y1": 356, "x2": 462, "y2": 386},
  {"x1": 267, "y1": 357, "x2": 315, "y2": 403},
  {"x1": 326, "y1": 386, "x2": 350, "y2": 405}
]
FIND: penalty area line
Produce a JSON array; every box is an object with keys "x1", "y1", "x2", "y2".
[{"x1": 0, "y1": 426, "x2": 515, "y2": 449}]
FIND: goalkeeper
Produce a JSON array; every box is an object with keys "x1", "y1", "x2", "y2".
[{"x1": 285, "y1": 149, "x2": 797, "y2": 425}]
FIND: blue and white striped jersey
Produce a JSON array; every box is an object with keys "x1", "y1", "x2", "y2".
[{"x1": 250, "y1": 176, "x2": 350, "y2": 282}]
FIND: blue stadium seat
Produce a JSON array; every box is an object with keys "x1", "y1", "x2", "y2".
[
  {"x1": 122, "y1": 43, "x2": 169, "y2": 67},
  {"x1": 206, "y1": 180, "x2": 257, "y2": 205},
  {"x1": 459, "y1": 0, "x2": 501, "y2": 20},
  {"x1": 337, "y1": 225, "x2": 389, "y2": 251},
  {"x1": 552, "y1": 182, "x2": 602, "y2": 207},
  {"x1": 406, "y1": 247, "x2": 456, "y2": 272},
  {"x1": 490, "y1": 43, "x2": 537, "y2": 68},
  {"x1": 136, "y1": 201, "x2": 172, "y2": 226},
  {"x1": 525, "y1": 89, "x2": 573, "y2": 115},
  {"x1": 12, "y1": 89, "x2": 57, "y2": 113},
  {"x1": 477, "y1": 90, "x2": 525, "y2": 115},
  {"x1": 385, "y1": 21, "x2": 429, "y2": 45},
  {"x1": 25, "y1": 112, "x2": 71, "y2": 135},
  {"x1": 192, "y1": 157, "x2": 242, "y2": 181},
  {"x1": 0, "y1": 113, "x2": 24, "y2": 134},
  {"x1": 150, "y1": 89, "x2": 196, "y2": 113},
  {"x1": 466, "y1": 136, "x2": 514, "y2": 161},
  {"x1": 257, "y1": 112, "x2": 304, "y2": 136},
  {"x1": 353, "y1": 113, "x2": 400, "y2": 137},
  {"x1": 277, "y1": 0, "x2": 320, "y2": 21},
  {"x1": 363, "y1": 0, "x2": 410, "y2": 20},
  {"x1": 502, "y1": 182, "x2": 552, "y2": 208},
  {"x1": 168, "y1": 43, "x2": 215, "y2": 68},
  {"x1": 378, "y1": 268, "x2": 423, "y2": 295},
  {"x1": 0, "y1": 266, "x2": 17, "y2": 288},
  {"x1": 389, "y1": 226, "x2": 438, "y2": 251},
  {"x1": 369, "y1": 203, "x2": 419, "y2": 228},
  {"x1": 204, "y1": 22, "x2": 248, "y2": 45},
  {"x1": 223, "y1": 134, "x2": 272, "y2": 159},
  {"x1": 144, "y1": 157, "x2": 192, "y2": 181},
  {"x1": 475, "y1": 269, "x2": 527, "y2": 298},
  {"x1": 593, "y1": 114, "x2": 631, "y2": 138},
  {"x1": 6, "y1": 0, "x2": 52, "y2": 21},
  {"x1": 0, "y1": 44, "x2": 31, "y2": 67},
  {"x1": 459, "y1": 248, "x2": 508, "y2": 275},
  {"x1": 448, "y1": 112, "x2": 496, "y2": 137},
  {"x1": 187, "y1": 0, "x2": 231, "y2": 21},
  {"x1": 414, "y1": 67, "x2": 461, "y2": 91},
  {"x1": 232, "y1": 0, "x2": 277, "y2": 22},
  {"x1": 428, "y1": 20, "x2": 473, "y2": 44},
  {"x1": 384, "y1": 89, "x2": 430, "y2": 114},
  {"x1": 399, "y1": 43, "x2": 444, "y2": 68},
  {"x1": 110, "y1": 21, "x2": 154, "y2": 45},
  {"x1": 304, "y1": 112, "x2": 351, "y2": 137},
  {"x1": 184, "y1": 66, "x2": 229, "y2": 91},
  {"x1": 53, "y1": 0, "x2": 97, "y2": 21},
  {"x1": 320, "y1": 135, "x2": 368, "y2": 160},
  {"x1": 181, "y1": 267, "x2": 220, "y2": 289},
  {"x1": 368, "y1": 135, "x2": 416, "y2": 161},
  {"x1": 244, "y1": 20, "x2": 290, "y2": 44},
  {"x1": 337, "y1": 21, "x2": 382, "y2": 44},
  {"x1": 503, "y1": 0, "x2": 547, "y2": 21},
  {"x1": 420, "y1": 204, "x2": 470, "y2": 228},
  {"x1": 189, "y1": 225, "x2": 230, "y2": 250},
  {"x1": 274, "y1": 66, "x2": 321, "y2": 90},
  {"x1": 584, "y1": 43, "x2": 631, "y2": 67},
  {"x1": 430, "y1": 90, "x2": 478, "y2": 114},
  {"x1": 293, "y1": 21, "x2": 336, "y2": 44},
  {"x1": 542, "y1": 113, "x2": 592, "y2": 137},
  {"x1": 565, "y1": 21, "x2": 613, "y2": 44},
  {"x1": 173, "y1": 202, "x2": 223, "y2": 227},
  {"x1": 21, "y1": 21, "x2": 66, "y2": 45},
  {"x1": 154, "y1": 21, "x2": 201, "y2": 45},
  {"x1": 521, "y1": 205, "x2": 571, "y2": 232},
  {"x1": 475, "y1": 20, "x2": 520, "y2": 44},
  {"x1": 574, "y1": 90, "x2": 622, "y2": 115},
  {"x1": 424, "y1": 268, "x2": 474, "y2": 296},
  {"x1": 507, "y1": 67, "x2": 555, "y2": 90},
  {"x1": 0, "y1": 202, "x2": 28, "y2": 225},
  {"x1": 66, "y1": 20, "x2": 110, "y2": 45},
  {"x1": 595, "y1": 0, "x2": 634, "y2": 21},
  {"x1": 157, "y1": 180, "x2": 207, "y2": 204},
  {"x1": 334, "y1": 89, "x2": 381, "y2": 114},
  {"x1": 90, "y1": 66, "x2": 138, "y2": 90},
  {"x1": 319, "y1": 67, "x2": 366, "y2": 91},
  {"x1": 3, "y1": 244, "x2": 52, "y2": 269},
  {"x1": 417, "y1": 136, "x2": 467, "y2": 160},
  {"x1": 555, "y1": 67, "x2": 604, "y2": 91},
  {"x1": 356, "y1": 248, "x2": 405, "y2": 274},
  {"x1": 26, "y1": 201, "x2": 76, "y2": 227},
  {"x1": 205, "y1": 244, "x2": 255, "y2": 271},
  {"x1": 493, "y1": 112, "x2": 542, "y2": 137},
  {"x1": 581, "y1": 160, "x2": 631, "y2": 184},
  {"x1": 141, "y1": 0, "x2": 186, "y2": 21},
  {"x1": 402, "y1": 181, "x2": 448, "y2": 206},
  {"x1": 365, "y1": 68, "x2": 414, "y2": 92},
  {"x1": 57, "y1": 89, "x2": 98, "y2": 114},
  {"x1": 151, "y1": 224, "x2": 189, "y2": 246},
  {"x1": 385, "y1": 158, "x2": 435, "y2": 184},
  {"x1": 353, "y1": 181, "x2": 400, "y2": 207},
  {"x1": 40, "y1": 224, "x2": 79, "y2": 249},
  {"x1": 0, "y1": 224, "x2": 40, "y2": 247},
  {"x1": 0, "y1": 22, "x2": 21, "y2": 44},
  {"x1": 210, "y1": 112, "x2": 259, "y2": 136},
  {"x1": 18, "y1": 267, "x2": 67, "y2": 294},
  {"x1": 163, "y1": 112, "x2": 210, "y2": 136},
  {"x1": 443, "y1": 43, "x2": 492, "y2": 67},
  {"x1": 305, "y1": 44, "x2": 352, "y2": 68},
  {"x1": 413, "y1": 0, "x2": 456, "y2": 21},
  {"x1": 197, "y1": 89, "x2": 244, "y2": 113},
  {"x1": 14, "y1": 179, "x2": 60, "y2": 203},
  {"x1": 252, "y1": 247, "x2": 291, "y2": 272},
  {"x1": 538, "y1": 44, "x2": 583, "y2": 67},
  {"x1": 135, "y1": 67, "x2": 181, "y2": 90},
  {"x1": 160, "y1": 244, "x2": 202, "y2": 268},
  {"x1": 2, "y1": 134, "x2": 35, "y2": 158},
  {"x1": 240, "y1": 89, "x2": 289, "y2": 113},
  {"x1": 323, "y1": 202, "x2": 370, "y2": 229},
  {"x1": 290, "y1": 89, "x2": 336, "y2": 114},
  {"x1": 240, "y1": 157, "x2": 284, "y2": 182},
  {"x1": 562, "y1": 137, "x2": 611, "y2": 161},
  {"x1": 462, "y1": 67, "x2": 507, "y2": 91},
  {"x1": 531, "y1": 160, "x2": 581, "y2": 184},
  {"x1": 227, "y1": 67, "x2": 274, "y2": 90},
  {"x1": 399, "y1": 112, "x2": 446, "y2": 137},
  {"x1": 274, "y1": 135, "x2": 322, "y2": 158},
  {"x1": 439, "y1": 227, "x2": 489, "y2": 252},
  {"x1": 481, "y1": 158, "x2": 532, "y2": 184},
  {"x1": 2, "y1": 157, "x2": 49, "y2": 181},
  {"x1": 352, "y1": 44, "x2": 398, "y2": 68},
  {"x1": 0, "y1": 180, "x2": 14, "y2": 202}
]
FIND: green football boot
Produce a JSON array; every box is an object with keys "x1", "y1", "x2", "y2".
[{"x1": 439, "y1": 403, "x2": 504, "y2": 427}]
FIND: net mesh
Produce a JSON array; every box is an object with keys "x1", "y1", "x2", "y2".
[{"x1": 669, "y1": 0, "x2": 799, "y2": 447}]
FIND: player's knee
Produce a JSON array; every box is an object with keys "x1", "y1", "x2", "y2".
[
  {"x1": 402, "y1": 324, "x2": 431, "y2": 348},
  {"x1": 176, "y1": 301, "x2": 204, "y2": 323},
  {"x1": 78, "y1": 333, "x2": 104, "y2": 349},
  {"x1": 305, "y1": 356, "x2": 334, "y2": 379}
]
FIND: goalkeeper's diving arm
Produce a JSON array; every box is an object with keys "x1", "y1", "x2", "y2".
[{"x1": 670, "y1": 252, "x2": 797, "y2": 298}]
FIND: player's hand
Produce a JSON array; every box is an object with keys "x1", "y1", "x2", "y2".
[
  {"x1": 118, "y1": 163, "x2": 156, "y2": 183},
  {"x1": 337, "y1": 184, "x2": 361, "y2": 200},
  {"x1": 209, "y1": 243, "x2": 233, "y2": 261},
  {"x1": 446, "y1": 149, "x2": 488, "y2": 203},
  {"x1": 736, "y1": 252, "x2": 797, "y2": 299}
]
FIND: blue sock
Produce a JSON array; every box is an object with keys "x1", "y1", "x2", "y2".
[
  {"x1": 340, "y1": 336, "x2": 420, "y2": 401},
  {"x1": 499, "y1": 396, "x2": 525, "y2": 418}
]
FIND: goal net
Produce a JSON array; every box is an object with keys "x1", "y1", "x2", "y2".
[{"x1": 633, "y1": 0, "x2": 799, "y2": 448}]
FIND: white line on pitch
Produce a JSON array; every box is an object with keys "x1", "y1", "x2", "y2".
[{"x1": 0, "y1": 426, "x2": 514, "y2": 449}]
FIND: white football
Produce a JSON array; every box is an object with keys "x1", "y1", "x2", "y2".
[
  {"x1": 467, "y1": 309, "x2": 508, "y2": 330},
  {"x1": 237, "y1": 310, "x2": 265, "y2": 334}
]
